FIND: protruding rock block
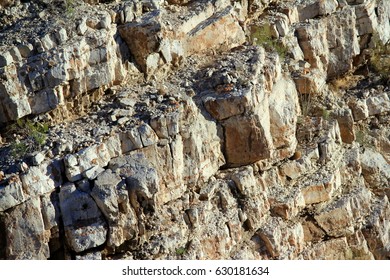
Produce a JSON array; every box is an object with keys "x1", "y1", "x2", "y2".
[{"x1": 59, "y1": 183, "x2": 108, "y2": 253}]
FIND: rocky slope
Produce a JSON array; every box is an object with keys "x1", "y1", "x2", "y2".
[{"x1": 0, "y1": 0, "x2": 389, "y2": 260}]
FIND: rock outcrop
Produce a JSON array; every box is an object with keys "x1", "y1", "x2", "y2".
[{"x1": 0, "y1": 0, "x2": 389, "y2": 260}]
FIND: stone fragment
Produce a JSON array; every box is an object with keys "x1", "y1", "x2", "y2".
[
  {"x1": 300, "y1": 169, "x2": 341, "y2": 205},
  {"x1": 82, "y1": 165, "x2": 105, "y2": 180},
  {"x1": 348, "y1": 98, "x2": 369, "y2": 121},
  {"x1": 223, "y1": 113, "x2": 272, "y2": 167},
  {"x1": 17, "y1": 43, "x2": 34, "y2": 58},
  {"x1": 366, "y1": 93, "x2": 390, "y2": 116},
  {"x1": 203, "y1": 91, "x2": 248, "y2": 120},
  {"x1": 257, "y1": 217, "x2": 304, "y2": 258},
  {"x1": 269, "y1": 76, "x2": 300, "y2": 159},
  {"x1": 30, "y1": 152, "x2": 45, "y2": 166},
  {"x1": 150, "y1": 115, "x2": 169, "y2": 139},
  {"x1": 362, "y1": 196, "x2": 390, "y2": 260},
  {"x1": 360, "y1": 148, "x2": 390, "y2": 190},
  {"x1": 0, "y1": 176, "x2": 25, "y2": 212},
  {"x1": 3, "y1": 197, "x2": 49, "y2": 259},
  {"x1": 138, "y1": 123, "x2": 159, "y2": 146},
  {"x1": 90, "y1": 170, "x2": 121, "y2": 222},
  {"x1": 77, "y1": 17, "x2": 88, "y2": 35},
  {"x1": 0, "y1": 50, "x2": 13, "y2": 67},
  {"x1": 120, "y1": 126, "x2": 143, "y2": 153},
  {"x1": 55, "y1": 28, "x2": 68, "y2": 44},
  {"x1": 20, "y1": 161, "x2": 63, "y2": 198},
  {"x1": 315, "y1": 186, "x2": 372, "y2": 237},
  {"x1": 334, "y1": 108, "x2": 355, "y2": 144},
  {"x1": 300, "y1": 237, "x2": 353, "y2": 260},
  {"x1": 104, "y1": 133, "x2": 122, "y2": 158},
  {"x1": 186, "y1": 6, "x2": 245, "y2": 55},
  {"x1": 59, "y1": 183, "x2": 108, "y2": 253},
  {"x1": 40, "y1": 191, "x2": 61, "y2": 232}
]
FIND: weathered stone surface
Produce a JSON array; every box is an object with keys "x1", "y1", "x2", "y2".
[
  {"x1": 348, "y1": 98, "x2": 369, "y2": 121},
  {"x1": 186, "y1": 6, "x2": 246, "y2": 55},
  {"x1": 300, "y1": 168, "x2": 341, "y2": 205},
  {"x1": 256, "y1": 217, "x2": 304, "y2": 258},
  {"x1": 59, "y1": 183, "x2": 108, "y2": 253},
  {"x1": 0, "y1": 19, "x2": 129, "y2": 123},
  {"x1": 64, "y1": 143, "x2": 111, "y2": 182},
  {"x1": 300, "y1": 237, "x2": 353, "y2": 260},
  {"x1": 90, "y1": 170, "x2": 121, "y2": 222},
  {"x1": 362, "y1": 196, "x2": 390, "y2": 259},
  {"x1": 360, "y1": 149, "x2": 390, "y2": 191},
  {"x1": 295, "y1": 6, "x2": 359, "y2": 79},
  {"x1": 366, "y1": 93, "x2": 390, "y2": 116},
  {"x1": 109, "y1": 153, "x2": 160, "y2": 209},
  {"x1": 223, "y1": 112, "x2": 272, "y2": 167},
  {"x1": 269, "y1": 76, "x2": 300, "y2": 159},
  {"x1": 20, "y1": 161, "x2": 63, "y2": 198},
  {"x1": 203, "y1": 90, "x2": 249, "y2": 121},
  {"x1": 3, "y1": 197, "x2": 50, "y2": 259},
  {"x1": 0, "y1": 176, "x2": 25, "y2": 212},
  {"x1": 314, "y1": 186, "x2": 372, "y2": 237},
  {"x1": 333, "y1": 108, "x2": 355, "y2": 144}
]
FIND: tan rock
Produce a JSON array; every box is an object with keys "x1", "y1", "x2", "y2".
[
  {"x1": 3, "y1": 197, "x2": 50, "y2": 259},
  {"x1": 314, "y1": 186, "x2": 372, "y2": 237},
  {"x1": 223, "y1": 113, "x2": 273, "y2": 167},
  {"x1": 300, "y1": 168, "x2": 341, "y2": 205}
]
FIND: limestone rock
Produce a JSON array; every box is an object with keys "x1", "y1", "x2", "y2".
[
  {"x1": 366, "y1": 93, "x2": 390, "y2": 116},
  {"x1": 333, "y1": 108, "x2": 355, "y2": 144},
  {"x1": 0, "y1": 176, "x2": 25, "y2": 212},
  {"x1": 360, "y1": 149, "x2": 390, "y2": 191},
  {"x1": 2, "y1": 197, "x2": 50, "y2": 259},
  {"x1": 59, "y1": 183, "x2": 108, "y2": 253},
  {"x1": 362, "y1": 196, "x2": 390, "y2": 259},
  {"x1": 223, "y1": 112, "x2": 273, "y2": 167},
  {"x1": 300, "y1": 168, "x2": 341, "y2": 205},
  {"x1": 269, "y1": 75, "x2": 300, "y2": 159},
  {"x1": 314, "y1": 186, "x2": 372, "y2": 237},
  {"x1": 20, "y1": 161, "x2": 63, "y2": 198}
]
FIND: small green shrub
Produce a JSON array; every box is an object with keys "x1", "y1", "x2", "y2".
[
  {"x1": 299, "y1": 93, "x2": 312, "y2": 117},
  {"x1": 321, "y1": 108, "x2": 331, "y2": 120},
  {"x1": 250, "y1": 24, "x2": 288, "y2": 60},
  {"x1": 369, "y1": 33, "x2": 390, "y2": 82},
  {"x1": 7, "y1": 118, "x2": 49, "y2": 160},
  {"x1": 65, "y1": 0, "x2": 75, "y2": 15}
]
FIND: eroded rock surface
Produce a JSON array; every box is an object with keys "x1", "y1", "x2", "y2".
[{"x1": 0, "y1": 0, "x2": 389, "y2": 260}]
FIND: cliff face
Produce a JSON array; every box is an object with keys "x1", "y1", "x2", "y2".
[{"x1": 0, "y1": 0, "x2": 389, "y2": 260}]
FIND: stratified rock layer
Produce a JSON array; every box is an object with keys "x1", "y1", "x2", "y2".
[{"x1": 0, "y1": 0, "x2": 389, "y2": 260}]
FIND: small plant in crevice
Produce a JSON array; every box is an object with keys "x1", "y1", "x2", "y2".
[
  {"x1": 65, "y1": 0, "x2": 75, "y2": 16},
  {"x1": 355, "y1": 127, "x2": 374, "y2": 149},
  {"x1": 321, "y1": 108, "x2": 331, "y2": 121},
  {"x1": 6, "y1": 118, "x2": 49, "y2": 161},
  {"x1": 298, "y1": 92, "x2": 314, "y2": 119},
  {"x1": 175, "y1": 246, "x2": 186, "y2": 256},
  {"x1": 369, "y1": 33, "x2": 390, "y2": 83},
  {"x1": 249, "y1": 23, "x2": 288, "y2": 60}
]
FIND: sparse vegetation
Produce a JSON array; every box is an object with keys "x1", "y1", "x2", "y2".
[
  {"x1": 65, "y1": 0, "x2": 75, "y2": 15},
  {"x1": 369, "y1": 33, "x2": 390, "y2": 83},
  {"x1": 7, "y1": 118, "x2": 49, "y2": 160},
  {"x1": 299, "y1": 93, "x2": 313, "y2": 117},
  {"x1": 321, "y1": 108, "x2": 331, "y2": 121},
  {"x1": 175, "y1": 246, "x2": 186, "y2": 255},
  {"x1": 249, "y1": 23, "x2": 288, "y2": 60},
  {"x1": 355, "y1": 127, "x2": 373, "y2": 148}
]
